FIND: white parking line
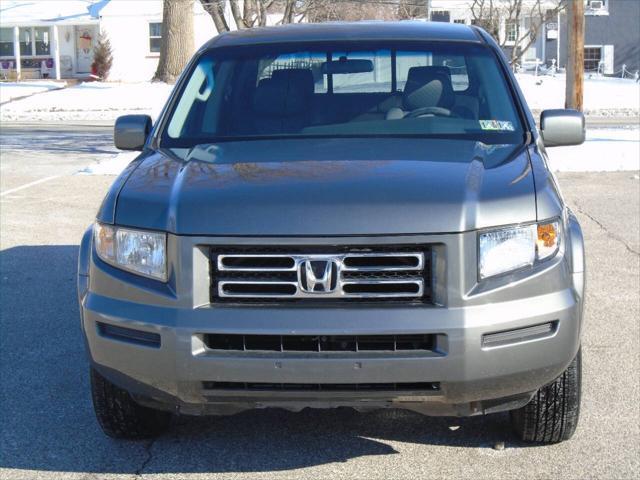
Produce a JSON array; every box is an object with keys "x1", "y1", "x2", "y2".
[{"x1": 0, "y1": 175, "x2": 62, "y2": 197}]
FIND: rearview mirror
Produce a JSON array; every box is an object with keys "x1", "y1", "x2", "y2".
[
  {"x1": 321, "y1": 59, "x2": 373, "y2": 75},
  {"x1": 114, "y1": 115, "x2": 152, "y2": 151},
  {"x1": 540, "y1": 109, "x2": 585, "y2": 147}
]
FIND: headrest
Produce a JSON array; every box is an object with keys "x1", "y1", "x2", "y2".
[
  {"x1": 253, "y1": 76, "x2": 286, "y2": 116},
  {"x1": 403, "y1": 66, "x2": 455, "y2": 111},
  {"x1": 253, "y1": 68, "x2": 314, "y2": 116},
  {"x1": 271, "y1": 68, "x2": 315, "y2": 93}
]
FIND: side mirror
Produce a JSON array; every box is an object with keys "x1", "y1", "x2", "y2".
[
  {"x1": 540, "y1": 109, "x2": 585, "y2": 147},
  {"x1": 114, "y1": 115, "x2": 152, "y2": 151}
]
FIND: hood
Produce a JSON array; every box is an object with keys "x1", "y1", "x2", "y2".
[{"x1": 112, "y1": 138, "x2": 535, "y2": 236}]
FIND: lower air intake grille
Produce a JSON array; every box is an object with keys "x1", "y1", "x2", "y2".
[
  {"x1": 209, "y1": 245, "x2": 432, "y2": 303},
  {"x1": 202, "y1": 381, "x2": 440, "y2": 392},
  {"x1": 203, "y1": 333, "x2": 436, "y2": 353}
]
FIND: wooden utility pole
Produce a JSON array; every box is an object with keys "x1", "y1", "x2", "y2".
[{"x1": 565, "y1": 0, "x2": 584, "y2": 110}]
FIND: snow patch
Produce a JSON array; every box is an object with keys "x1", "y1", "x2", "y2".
[
  {"x1": 0, "y1": 81, "x2": 174, "y2": 122},
  {"x1": 546, "y1": 127, "x2": 640, "y2": 172},
  {"x1": 76, "y1": 151, "x2": 140, "y2": 175},
  {"x1": 0, "y1": 1, "x2": 102, "y2": 24},
  {"x1": 0, "y1": 81, "x2": 67, "y2": 104},
  {"x1": 517, "y1": 73, "x2": 640, "y2": 116}
]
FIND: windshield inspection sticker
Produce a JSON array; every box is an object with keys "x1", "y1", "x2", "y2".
[{"x1": 479, "y1": 120, "x2": 515, "y2": 131}]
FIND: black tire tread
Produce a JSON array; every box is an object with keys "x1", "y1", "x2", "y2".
[
  {"x1": 90, "y1": 367, "x2": 172, "y2": 439},
  {"x1": 510, "y1": 348, "x2": 581, "y2": 443}
]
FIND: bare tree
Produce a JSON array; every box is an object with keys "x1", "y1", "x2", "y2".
[
  {"x1": 153, "y1": 0, "x2": 195, "y2": 83},
  {"x1": 470, "y1": 0, "x2": 566, "y2": 66},
  {"x1": 199, "y1": 0, "x2": 282, "y2": 32},
  {"x1": 200, "y1": 0, "x2": 396, "y2": 32},
  {"x1": 199, "y1": 0, "x2": 231, "y2": 32},
  {"x1": 470, "y1": 0, "x2": 501, "y2": 39},
  {"x1": 304, "y1": 0, "x2": 395, "y2": 22},
  {"x1": 397, "y1": 0, "x2": 428, "y2": 20}
]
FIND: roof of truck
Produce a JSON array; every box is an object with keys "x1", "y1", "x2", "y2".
[{"x1": 205, "y1": 21, "x2": 483, "y2": 49}]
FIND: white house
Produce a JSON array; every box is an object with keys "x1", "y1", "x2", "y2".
[
  {"x1": 3, "y1": 1, "x2": 629, "y2": 82},
  {"x1": 0, "y1": 0, "x2": 556, "y2": 81},
  {"x1": 426, "y1": 0, "x2": 633, "y2": 74},
  {"x1": 427, "y1": 0, "x2": 557, "y2": 68},
  {"x1": 0, "y1": 0, "x2": 266, "y2": 81}
]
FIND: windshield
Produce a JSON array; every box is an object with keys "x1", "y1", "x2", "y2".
[{"x1": 161, "y1": 42, "x2": 525, "y2": 146}]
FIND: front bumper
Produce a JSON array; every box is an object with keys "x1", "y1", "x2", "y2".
[{"x1": 78, "y1": 227, "x2": 584, "y2": 417}]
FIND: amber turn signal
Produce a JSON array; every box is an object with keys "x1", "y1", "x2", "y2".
[{"x1": 536, "y1": 221, "x2": 561, "y2": 260}]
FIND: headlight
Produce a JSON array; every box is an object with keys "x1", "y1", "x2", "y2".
[
  {"x1": 479, "y1": 220, "x2": 561, "y2": 279},
  {"x1": 94, "y1": 223, "x2": 167, "y2": 281}
]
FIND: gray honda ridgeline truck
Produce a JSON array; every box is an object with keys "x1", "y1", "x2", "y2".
[{"x1": 79, "y1": 22, "x2": 586, "y2": 443}]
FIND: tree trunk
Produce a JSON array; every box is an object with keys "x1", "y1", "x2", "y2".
[
  {"x1": 282, "y1": 0, "x2": 295, "y2": 24},
  {"x1": 153, "y1": 0, "x2": 195, "y2": 84},
  {"x1": 229, "y1": 0, "x2": 248, "y2": 28},
  {"x1": 257, "y1": 0, "x2": 268, "y2": 26},
  {"x1": 199, "y1": 0, "x2": 230, "y2": 33},
  {"x1": 565, "y1": 0, "x2": 584, "y2": 110}
]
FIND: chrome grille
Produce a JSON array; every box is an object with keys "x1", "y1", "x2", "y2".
[{"x1": 209, "y1": 247, "x2": 432, "y2": 302}]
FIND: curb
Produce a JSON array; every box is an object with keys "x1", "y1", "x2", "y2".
[{"x1": 2, "y1": 121, "x2": 114, "y2": 129}]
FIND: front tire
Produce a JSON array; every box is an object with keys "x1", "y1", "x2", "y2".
[
  {"x1": 90, "y1": 367, "x2": 172, "y2": 439},
  {"x1": 510, "y1": 348, "x2": 582, "y2": 443}
]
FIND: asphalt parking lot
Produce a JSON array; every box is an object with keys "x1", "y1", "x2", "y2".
[{"x1": 0, "y1": 126, "x2": 639, "y2": 479}]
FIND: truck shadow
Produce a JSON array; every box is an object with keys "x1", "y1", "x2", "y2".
[{"x1": 0, "y1": 245, "x2": 534, "y2": 476}]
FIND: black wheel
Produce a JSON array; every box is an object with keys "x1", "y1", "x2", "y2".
[
  {"x1": 90, "y1": 367, "x2": 172, "y2": 439},
  {"x1": 510, "y1": 348, "x2": 582, "y2": 443}
]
